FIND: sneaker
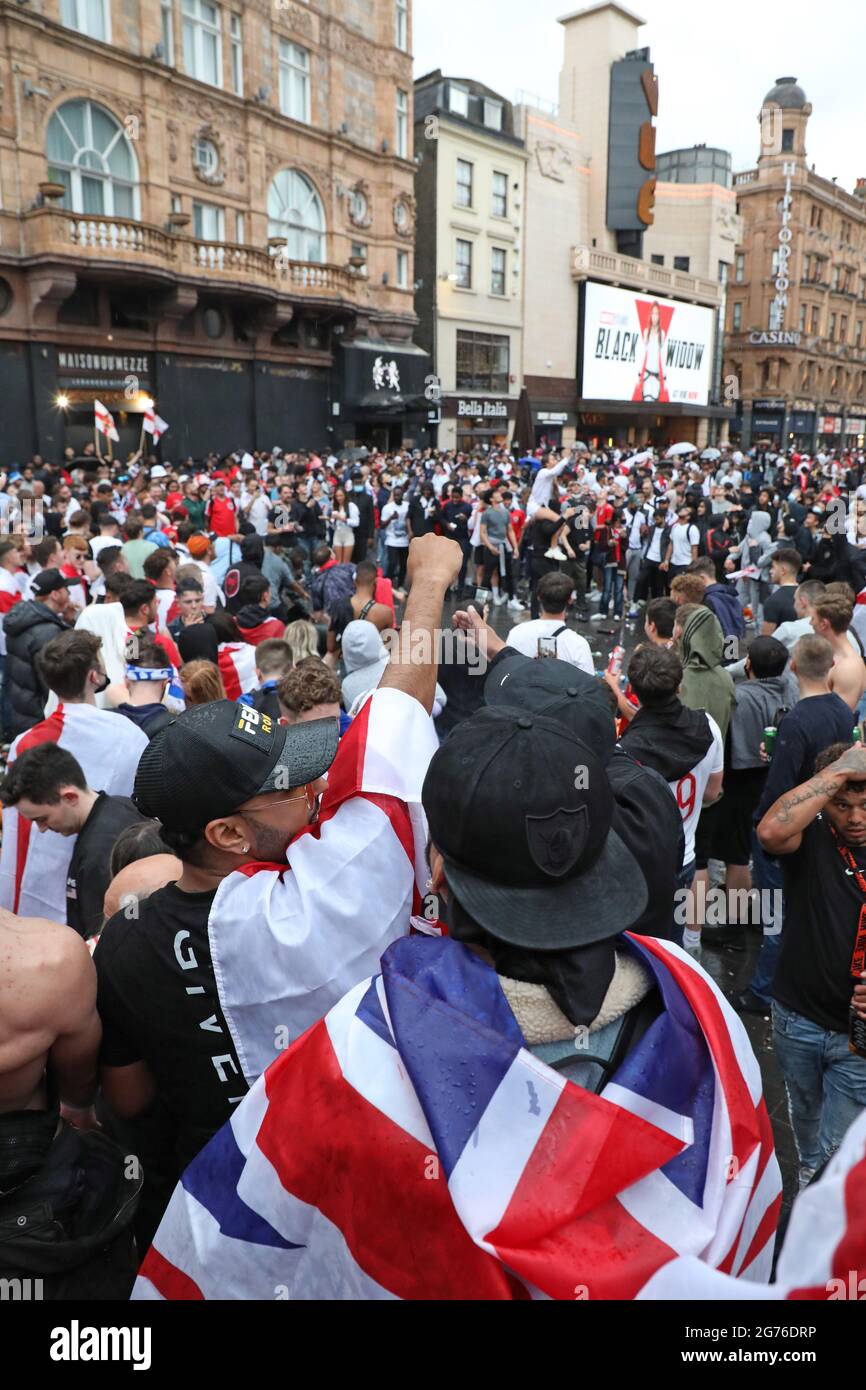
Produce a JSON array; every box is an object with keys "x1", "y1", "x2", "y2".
[
  {"x1": 507, "y1": 598, "x2": 526, "y2": 611},
  {"x1": 701, "y1": 925, "x2": 746, "y2": 953},
  {"x1": 544, "y1": 547, "x2": 568, "y2": 562},
  {"x1": 613, "y1": 612, "x2": 624, "y2": 621},
  {"x1": 627, "y1": 607, "x2": 641, "y2": 620},
  {"x1": 577, "y1": 610, "x2": 591, "y2": 623},
  {"x1": 494, "y1": 592, "x2": 507, "y2": 606},
  {"x1": 728, "y1": 988, "x2": 770, "y2": 1016}
]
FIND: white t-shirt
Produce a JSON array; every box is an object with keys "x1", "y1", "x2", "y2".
[
  {"x1": 669, "y1": 523, "x2": 701, "y2": 567},
  {"x1": 506, "y1": 619, "x2": 595, "y2": 674},
  {"x1": 667, "y1": 714, "x2": 724, "y2": 867}
]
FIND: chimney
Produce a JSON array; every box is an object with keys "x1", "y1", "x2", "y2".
[{"x1": 855, "y1": 178, "x2": 866, "y2": 199}]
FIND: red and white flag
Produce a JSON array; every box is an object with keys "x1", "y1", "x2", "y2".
[
  {"x1": 144, "y1": 407, "x2": 170, "y2": 442},
  {"x1": 94, "y1": 399, "x2": 119, "y2": 442}
]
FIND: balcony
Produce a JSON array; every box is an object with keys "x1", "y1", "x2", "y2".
[
  {"x1": 8, "y1": 206, "x2": 365, "y2": 305},
  {"x1": 571, "y1": 244, "x2": 722, "y2": 308},
  {"x1": 734, "y1": 169, "x2": 758, "y2": 187}
]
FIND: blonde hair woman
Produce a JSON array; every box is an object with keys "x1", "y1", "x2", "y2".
[
  {"x1": 284, "y1": 618, "x2": 320, "y2": 665},
  {"x1": 179, "y1": 659, "x2": 226, "y2": 706}
]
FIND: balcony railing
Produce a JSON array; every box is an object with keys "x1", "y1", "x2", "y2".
[
  {"x1": 734, "y1": 169, "x2": 758, "y2": 186},
  {"x1": 13, "y1": 206, "x2": 364, "y2": 302},
  {"x1": 571, "y1": 244, "x2": 722, "y2": 307}
]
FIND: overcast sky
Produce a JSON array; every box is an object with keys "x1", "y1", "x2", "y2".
[{"x1": 413, "y1": 0, "x2": 866, "y2": 191}]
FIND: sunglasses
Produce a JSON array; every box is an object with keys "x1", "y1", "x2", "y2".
[{"x1": 241, "y1": 783, "x2": 317, "y2": 817}]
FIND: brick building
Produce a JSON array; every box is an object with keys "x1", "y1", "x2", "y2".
[
  {"x1": 0, "y1": 0, "x2": 427, "y2": 464},
  {"x1": 725, "y1": 76, "x2": 866, "y2": 452}
]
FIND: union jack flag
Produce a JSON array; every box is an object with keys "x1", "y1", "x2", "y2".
[{"x1": 135, "y1": 931, "x2": 786, "y2": 1301}]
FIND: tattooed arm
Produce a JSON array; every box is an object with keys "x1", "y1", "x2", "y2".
[{"x1": 757, "y1": 746, "x2": 866, "y2": 857}]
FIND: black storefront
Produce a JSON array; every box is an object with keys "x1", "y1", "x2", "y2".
[
  {"x1": 3, "y1": 341, "x2": 332, "y2": 465},
  {"x1": 334, "y1": 339, "x2": 430, "y2": 453}
]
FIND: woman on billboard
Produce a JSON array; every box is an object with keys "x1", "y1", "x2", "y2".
[{"x1": 633, "y1": 300, "x2": 669, "y2": 404}]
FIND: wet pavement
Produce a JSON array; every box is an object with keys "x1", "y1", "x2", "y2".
[{"x1": 475, "y1": 588, "x2": 800, "y2": 1240}]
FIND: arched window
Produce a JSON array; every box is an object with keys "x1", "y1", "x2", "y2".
[
  {"x1": 46, "y1": 100, "x2": 139, "y2": 218},
  {"x1": 267, "y1": 169, "x2": 325, "y2": 263}
]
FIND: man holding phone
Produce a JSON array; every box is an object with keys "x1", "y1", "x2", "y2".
[{"x1": 504, "y1": 572, "x2": 594, "y2": 673}]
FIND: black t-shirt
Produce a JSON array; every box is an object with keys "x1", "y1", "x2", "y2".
[
  {"x1": 762, "y1": 585, "x2": 798, "y2": 628},
  {"x1": 67, "y1": 793, "x2": 145, "y2": 939},
  {"x1": 754, "y1": 693, "x2": 855, "y2": 824},
  {"x1": 94, "y1": 882, "x2": 248, "y2": 1168},
  {"x1": 531, "y1": 517, "x2": 560, "y2": 557},
  {"x1": 773, "y1": 817, "x2": 866, "y2": 1032}
]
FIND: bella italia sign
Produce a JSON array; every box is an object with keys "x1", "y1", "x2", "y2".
[
  {"x1": 456, "y1": 399, "x2": 508, "y2": 418},
  {"x1": 772, "y1": 161, "x2": 797, "y2": 327}
]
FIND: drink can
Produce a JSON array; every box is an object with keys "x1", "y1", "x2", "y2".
[
  {"x1": 607, "y1": 645, "x2": 626, "y2": 679},
  {"x1": 763, "y1": 726, "x2": 777, "y2": 759}
]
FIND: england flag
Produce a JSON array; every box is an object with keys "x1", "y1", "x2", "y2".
[
  {"x1": 143, "y1": 407, "x2": 169, "y2": 442},
  {"x1": 94, "y1": 399, "x2": 120, "y2": 442}
]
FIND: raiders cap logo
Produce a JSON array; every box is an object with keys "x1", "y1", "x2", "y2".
[
  {"x1": 230, "y1": 704, "x2": 275, "y2": 752},
  {"x1": 525, "y1": 806, "x2": 589, "y2": 880}
]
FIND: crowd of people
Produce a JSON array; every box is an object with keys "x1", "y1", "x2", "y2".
[{"x1": 0, "y1": 435, "x2": 865, "y2": 1301}]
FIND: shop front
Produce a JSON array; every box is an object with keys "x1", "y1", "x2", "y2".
[
  {"x1": 533, "y1": 410, "x2": 574, "y2": 451},
  {"x1": 335, "y1": 339, "x2": 430, "y2": 453},
  {"x1": 789, "y1": 410, "x2": 816, "y2": 451},
  {"x1": 441, "y1": 395, "x2": 515, "y2": 454},
  {"x1": 819, "y1": 415, "x2": 844, "y2": 450},
  {"x1": 749, "y1": 399, "x2": 787, "y2": 448},
  {"x1": 53, "y1": 348, "x2": 155, "y2": 463},
  {"x1": 844, "y1": 417, "x2": 866, "y2": 449}
]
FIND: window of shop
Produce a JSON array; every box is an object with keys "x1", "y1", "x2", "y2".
[
  {"x1": 193, "y1": 200, "x2": 224, "y2": 241},
  {"x1": 455, "y1": 238, "x2": 473, "y2": 289},
  {"x1": 490, "y1": 247, "x2": 507, "y2": 296},
  {"x1": 279, "y1": 40, "x2": 311, "y2": 124},
  {"x1": 483, "y1": 100, "x2": 503, "y2": 132},
  {"x1": 449, "y1": 85, "x2": 469, "y2": 117},
  {"x1": 230, "y1": 13, "x2": 243, "y2": 96},
  {"x1": 492, "y1": 171, "x2": 508, "y2": 219},
  {"x1": 456, "y1": 330, "x2": 509, "y2": 392},
  {"x1": 182, "y1": 0, "x2": 222, "y2": 88},
  {"x1": 396, "y1": 90, "x2": 409, "y2": 158},
  {"x1": 46, "y1": 100, "x2": 139, "y2": 218},
  {"x1": 395, "y1": 0, "x2": 408, "y2": 52},
  {"x1": 61, "y1": 0, "x2": 110, "y2": 41},
  {"x1": 161, "y1": 0, "x2": 174, "y2": 64},
  {"x1": 267, "y1": 169, "x2": 325, "y2": 263},
  {"x1": 456, "y1": 159, "x2": 473, "y2": 209}
]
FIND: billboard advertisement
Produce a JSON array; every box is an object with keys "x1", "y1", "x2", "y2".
[{"x1": 581, "y1": 282, "x2": 715, "y2": 407}]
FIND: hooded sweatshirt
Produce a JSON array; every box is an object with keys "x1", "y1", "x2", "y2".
[
  {"x1": 733, "y1": 510, "x2": 773, "y2": 569},
  {"x1": 235, "y1": 604, "x2": 285, "y2": 646},
  {"x1": 679, "y1": 607, "x2": 736, "y2": 740},
  {"x1": 703, "y1": 583, "x2": 746, "y2": 640},
  {"x1": 340, "y1": 619, "x2": 448, "y2": 718},
  {"x1": 728, "y1": 676, "x2": 795, "y2": 770},
  {"x1": 621, "y1": 697, "x2": 714, "y2": 782}
]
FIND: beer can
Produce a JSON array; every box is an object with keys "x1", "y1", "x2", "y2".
[{"x1": 763, "y1": 726, "x2": 777, "y2": 760}]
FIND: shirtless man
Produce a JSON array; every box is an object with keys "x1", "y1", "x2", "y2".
[
  {"x1": 325, "y1": 559, "x2": 394, "y2": 661},
  {"x1": 0, "y1": 907, "x2": 100, "y2": 1129},
  {"x1": 811, "y1": 591, "x2": 866, "y2": 713}
]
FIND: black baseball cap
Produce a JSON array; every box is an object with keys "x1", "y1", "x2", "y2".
[
  {"x1": 484, "y1": 653, "x2": 617, "y2": 765},
  {"x1": 422, "y1": 706, "x2": 647, "y2": 949},
  {"x1": 31, "y1": 568, "x2": 70, "y2": 597},
  {"x1": 134, "y1": 700, "x2": 339, "y2": 832}
]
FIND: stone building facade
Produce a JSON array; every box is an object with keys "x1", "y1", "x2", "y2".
[
  {"x1": 0, "y1": 0, "x2": 426, "y2": 463},
  {"x1": 724, "y1": 76, "x2": 866, "y2": 452}
]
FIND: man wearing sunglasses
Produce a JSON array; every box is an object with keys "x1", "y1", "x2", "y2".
[{"x1": 93, "y1": 533, "x2": 463, "y2": 1217}]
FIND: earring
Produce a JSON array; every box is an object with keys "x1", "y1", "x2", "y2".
[{"x1": 243, "y1": 844, "x2": 250, "y2": 853}]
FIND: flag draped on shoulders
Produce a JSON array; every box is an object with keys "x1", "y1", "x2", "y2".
[
  {"x1": 0, "y1": 704, "x2": 146, "y2": 920},
  {"x1": 135, "y1": 931, "x2": 785, "y2": 1302}
]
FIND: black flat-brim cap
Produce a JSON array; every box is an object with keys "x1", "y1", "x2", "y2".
[
  {"x1": 484, "y1": 651, "x2": 617, "y2": 765},
  {"x1": 442, "y1": 826, "x2": 647, "y2": 951},
  {"x1": 134, "y1": 700, "x2": 339, "y2": 831}
]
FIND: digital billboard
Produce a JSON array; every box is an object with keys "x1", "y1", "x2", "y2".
[{"x1": 581, "y1": 282, "x2": 714, "y2": 408}]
